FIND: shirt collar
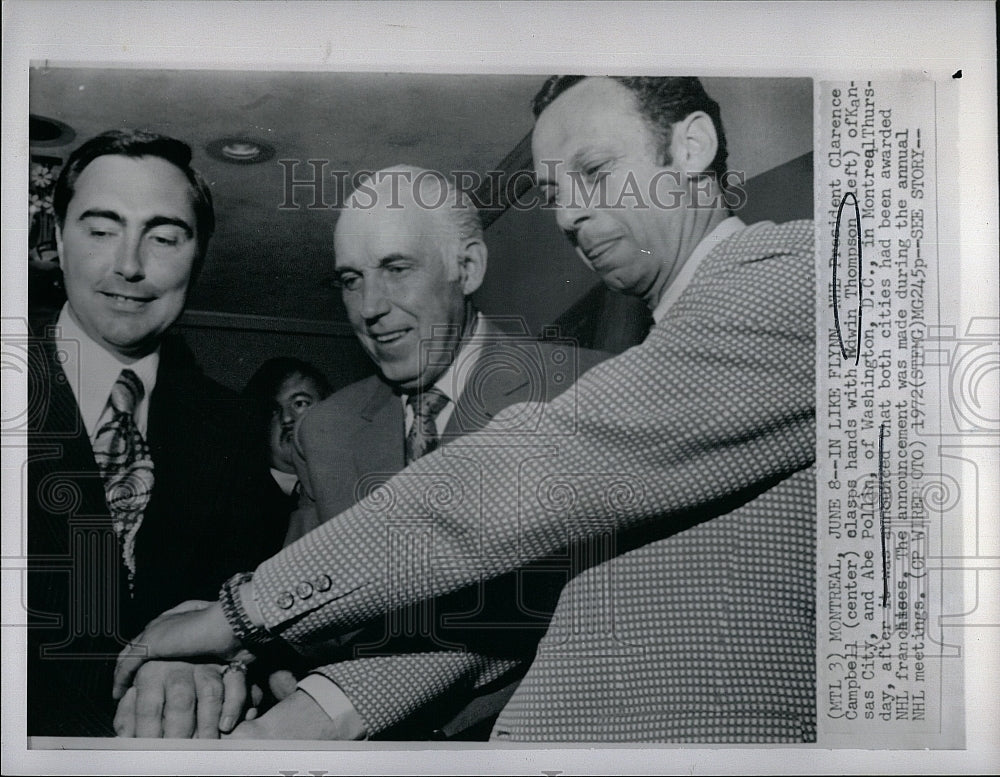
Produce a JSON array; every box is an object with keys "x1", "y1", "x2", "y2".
[
  {"x1": 270, "y1": 468, "x2": 300, "y2": 496},
  {"x1": 651, "y1": 216, "x2": 746, "y2": 324},
  {"x1": 428, "y1": 311, "x2": 485, "y2": 404},
  {"x1": 55, "y1": 304, "x2": 160, "y2": 438}
]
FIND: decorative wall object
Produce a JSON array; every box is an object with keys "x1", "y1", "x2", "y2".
[{"x1": 28, "y1": 154, "x2": 65, "y2": 309}]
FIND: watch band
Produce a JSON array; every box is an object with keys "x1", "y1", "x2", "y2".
[{"x1": 219, "y1": 571, "x2": 277, "y2": 652}]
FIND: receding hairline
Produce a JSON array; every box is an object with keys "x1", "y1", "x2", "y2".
[
  {"x1": 68, "y1": 153, "x2": 202, "y2": 209},
  {"x1": 337, "y1": 166, "x2": 481, "y2": 245}
]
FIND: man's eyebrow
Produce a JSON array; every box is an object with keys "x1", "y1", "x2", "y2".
[
  {"x1": 77, "y1": 210, "x2": 194, "y2": 238},
  {"x1": 145, "y1": 216, "x2": 194, "y2": 237},
  {"x1": 78, "y1": 208, "x2": 124, "y2": 224},
  {"x1": 569, "y1": 146, "x2": 608, "y2": 170},
  {"x1": 534, "y1": 146, "x2": 607, "y2": 186},
  {"x1": 378, "y1": 253, "x2": 414, "y2": 266}
]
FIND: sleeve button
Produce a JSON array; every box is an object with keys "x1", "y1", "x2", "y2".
[
  {"x1": 295, "y1": 581, "x2": 314, "y2": 599},
  {"x1": 275, "y1": 592, "x2": 295, "y2": 610},
  {"x1": 314, "y1": 574, "x2": 332, "y2": 592}
]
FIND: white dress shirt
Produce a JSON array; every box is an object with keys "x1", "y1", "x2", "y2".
[
  {"x1": 54, "y1": 304, "x2": 159, "y2": 440},
  {"x1": 269, "y1": 468, "x2": 300, "y2": 497},
  {"x1": 400, "y1": 312, "x2": 486, "y2": 437}
]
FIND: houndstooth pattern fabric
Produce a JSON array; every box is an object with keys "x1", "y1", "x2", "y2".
[
  {"x1": 92, "y1": 368, "x2": 154, "y2": 588},
  {"x1": 492, "y1": 466, "x2": 815, "y2": 742},
  {"x1": 315, "y1": 651, "x2": 521, "y2": 735},
  {"x1": 254, "y1": 220, "x2": 817, "y2": 741}
]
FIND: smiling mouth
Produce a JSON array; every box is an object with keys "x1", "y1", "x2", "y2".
[
  {"x1": 100, "y1": 292, "x2": 155, "y2": 304},
  {"x1": 371, "y1": 329, "x2": 410, "y2": 345},
  {"x1": 581, "y1": 237, "x2": 621, "y2": 263}
]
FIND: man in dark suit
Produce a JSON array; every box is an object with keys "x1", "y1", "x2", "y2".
[
  {"x1": 227, "y1": 165, "x2": 605, "y2": 740},
  {"x1": 27, "y1": 129, "x2": 285, "y2": 737}
]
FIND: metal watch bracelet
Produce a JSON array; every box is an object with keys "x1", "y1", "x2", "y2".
[{"x1": 219, "y1": 571, "x2": 276, "y2": 652}]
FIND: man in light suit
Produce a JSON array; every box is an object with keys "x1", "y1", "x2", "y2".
[
  {"x1": 116, "y1": 76, "x2": 817, "y2": 742},
  {"x1": 235, "y1": 166, "x2": 605, "y2": 739},
  {"x1": 27, "y1": 130, "x2": 286, "y2": 737}
]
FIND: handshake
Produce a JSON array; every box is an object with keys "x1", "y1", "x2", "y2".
[{"x1": 112, "y1": 600, "x2": 364, "y2": 740}]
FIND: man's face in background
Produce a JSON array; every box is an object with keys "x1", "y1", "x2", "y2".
[{"x1": 268, "y1": 372, "x2": 325, "y2": 473}]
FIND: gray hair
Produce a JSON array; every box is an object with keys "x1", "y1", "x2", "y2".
[
  {"x1": 348, "y1": 164, "x2": 482, "y2": 241},
  {"x1": 344, "y1": 164, "x2": 483, "y2": 280}
]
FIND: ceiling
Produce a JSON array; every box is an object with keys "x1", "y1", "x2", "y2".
[
  {"x1": 29, "y1": 67, "x2": 547, "y2": 321},
  {"x1": 29, "y1": 67, "x2": 812, "y2": 324}
]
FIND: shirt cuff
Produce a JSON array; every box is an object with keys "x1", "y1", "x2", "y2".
[{"x1": 296, "y1": 673, "x2": 368, "y2": 739}]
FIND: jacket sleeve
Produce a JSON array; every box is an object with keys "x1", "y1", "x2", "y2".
[
  {"x1": 253, "y1": 223, "x2": 816, "y2": 645},
  {"x1": 303, "y1": 652, "x2": 521, "y2": 737}
]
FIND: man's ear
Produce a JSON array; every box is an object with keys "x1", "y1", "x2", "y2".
[
  {"x1": 670, "y1": 111, "x2": 719, "y2": 176},
  {"x1": 457, "y1": 237, "x2": 488, "y2": 296}
]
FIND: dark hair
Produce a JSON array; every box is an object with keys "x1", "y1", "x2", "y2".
[
  {"x1": 243, "y1": 357, "x2": 333, "y2": 411},
  {"x1": 532, "y1": 76, "x2": 729, "y2": 182},
  {"x1": 242, "y1": 358, "x2": 332, "y2": 453},
  {"x1": 53, "y1": 129, "x2": 216, "y2": 262}
]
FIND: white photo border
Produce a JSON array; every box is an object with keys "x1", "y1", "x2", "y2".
[{"x1": 3, "y1": 2, "x2": 997, "y2": 774}]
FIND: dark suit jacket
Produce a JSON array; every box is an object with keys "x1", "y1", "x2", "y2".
[
  {"x1": 26, "y1": 326, "x2": 287, "y2": 737},
  {"x1": 284, "y1": 323, "x2": 608, "y2": 737},
  {"x1": 262, "y1": 474, "x2": 301, "y2": 533}
]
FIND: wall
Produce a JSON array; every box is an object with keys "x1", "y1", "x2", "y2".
[{"x1": 173, "y1": 312, "x2": 375, "y2": 394}]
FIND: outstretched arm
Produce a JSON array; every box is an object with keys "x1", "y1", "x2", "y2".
[
  {"x1": 252, "y1": 231, "x2": 815, "y2": 647},
  {"x1": 114, "y1": 225, "x2": 815, "y2": 694}
]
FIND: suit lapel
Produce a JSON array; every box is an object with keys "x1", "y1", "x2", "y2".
[
  {"x1": 354, "y1": 379, "x2": 406, "y2": 477},
  {"x1": 446, "y1": 334, "x2": 534, "y2": 437},
  {"x1": 28, "y1": 336, "x2": 109, "y2": 554},
  {"x1": 145, "y1": 335, "x2": 231, "y2": 471}
]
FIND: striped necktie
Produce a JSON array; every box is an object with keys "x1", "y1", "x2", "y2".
[
  {"x1": 405, "y1": 387, "x2": 450, "y2": 464},
  {"x1": 92, "y1": 368, "x2": 155, "y2": 590}
]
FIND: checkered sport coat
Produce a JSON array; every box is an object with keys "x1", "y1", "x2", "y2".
[{"x1": 252, "y1": 220, "x2": 817, "y2": 742}]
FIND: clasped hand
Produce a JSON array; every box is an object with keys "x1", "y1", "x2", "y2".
[
  {"x1": 114, "y1": 659, "x2": 263, "y2": 738},
  {"x1": 113, "y1": 598, "x2": 242, "y2": 701},
  {"x1": 113, "y1": 599, "x2": 364, "y2": 740},
  {"x1": 113, "y1": 599, "x2": 249, "y2": 737}
]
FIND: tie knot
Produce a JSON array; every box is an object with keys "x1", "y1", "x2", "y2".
[
  {"x1": 407, "y1": 387, "x2": 449, "y2": 421},
  {"x1": 109, "y1": 369, "x2": 145, "y2": 415}
]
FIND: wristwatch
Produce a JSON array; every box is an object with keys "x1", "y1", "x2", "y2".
[{"x1": 219, "y1": 571, "x2": 277, "y2": 652}]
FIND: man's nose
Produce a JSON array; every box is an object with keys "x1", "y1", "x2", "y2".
[
  {"x1": 359, "y1": 275, "x2": 391, "y2": 320},
  {"x1": 112, "y1": 233, "x2": 146, "y2": 281},
  {"x1": 280, "y1": 405, "x2": 296, "y2": 425},
  {"x1": 553, "y1": 186, "x2": 591, "y2": 235}
]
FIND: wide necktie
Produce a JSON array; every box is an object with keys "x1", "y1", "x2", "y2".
[
  {"x1": 92, "y1": 368, "x2": 155, "y2": 590},
  {"x1": 405, "y1": 387, "x2": 450, "y2": 464}
]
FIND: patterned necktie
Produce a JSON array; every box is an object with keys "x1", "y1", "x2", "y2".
[
  {"x1": 405, "y1": 387, "x2": 450, "y2": 464},
  {"x1": 92, "y1": 368, "x2": 155, "y2": 591}
]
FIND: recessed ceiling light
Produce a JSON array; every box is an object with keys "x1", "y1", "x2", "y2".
[
  {"x1": 30, "y1": 114, "x2": 76, "y2": 148},
  {"x1": 206, "y1": 137, "x2": 276, "y2": 165}
]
